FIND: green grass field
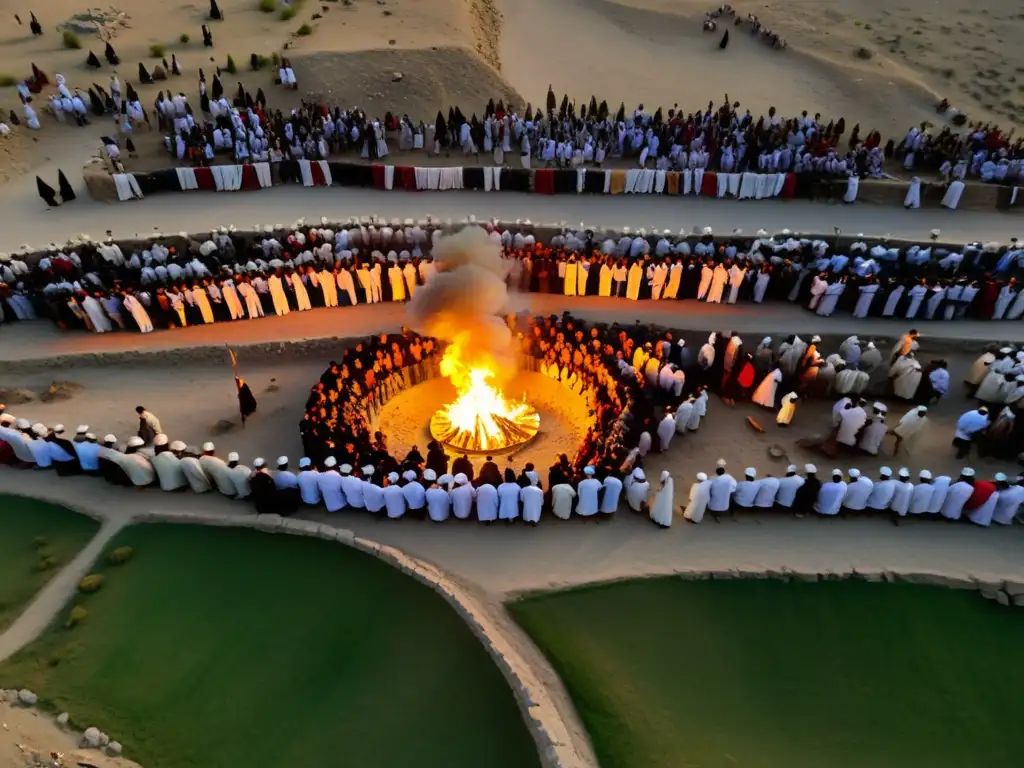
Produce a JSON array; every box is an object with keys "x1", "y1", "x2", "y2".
[
  {"x1": 0, "y1": 494, "x2": 100, "y2": 631},
  {"x1": 510, "y1": 578, "x2": 1024, "y2": 768},
  {"x1": 0, "y1": 523, "x2": 540, "y2": 768}
]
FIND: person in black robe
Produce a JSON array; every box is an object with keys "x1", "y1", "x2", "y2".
[
  {"x1": 57, "y1": 170, "x2": 76, "y2": 202},
  {"x1": 171, "y1": 54, "x2": 182, "y2": 75},
  {"x1": 255, "y1": 87, "x2": 266, "y2": 108},
  {"x1": 451, "y1": 453, "x2": 474, "y2": 483},
  {"x1": 30, "y1": 12, "x2": 42, "y2": 35},
  {"x1": 585, "y1": 257, "x2": 602, "y2": 296},
  {"x1": 426, "y1": 440, "x2": 448, "y2": 476},
  {"x1": 235, "y1": 376, "x2": 258, "y2": 424},
  {"x1": 86, "y1": 50, "x2": 102, "y2": 68},
  {"x1": 138, "y1": 62, "x2": 153, "y2": 85},
  {"x1": 202, "y1": 24, "x2": 214, "y2": 47},
  {"x1": 105, "y1": 42, "x2": 120, "y2": 66},
  {"x1": 720, "y1": 29, "x2": 730, "y2": 48},
  {"x1": 37, "y1": 176, "x2": 59, "y2": 208},
  {"x1": 791, "y1": 468, "x2": 821, "y2": 517},
  {"x1": 477, "y1": 456, "x2": 502, "y2": 487},
  {"x1": 249, "y1": 467, "x2": 280, "y2": 514},
  {"x1": 87, "y1": 88, "x2": 105, "y2": 116},
  {"x1": 209, "y1": 0, "x2": 223, "y2": 20}
]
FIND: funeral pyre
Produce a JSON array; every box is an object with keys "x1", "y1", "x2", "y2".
[{"x1": 409, "y1": 226, "x2": 539, "y2": 453}]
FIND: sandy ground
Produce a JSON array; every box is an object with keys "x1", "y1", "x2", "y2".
[
  {"x1": 0, "y1": 700, "x2": 140, "y2": 768},
  {"x1": 2, "y1": 186, "x2": 1024, "y2": 256}
]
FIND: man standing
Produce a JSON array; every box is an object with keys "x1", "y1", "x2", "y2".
[
  {"x1": 135, "y1": 405, "x2": 162, "y2": 444},
  {"x1": 576, "y1": 465, "x2": 603, "y2": 519},
  {"x1": 836, "y1": 398, "x2": 867, "y2": 449},
  {"x1": 953, "y1": 406, "x2": 990, "y2": 459}
]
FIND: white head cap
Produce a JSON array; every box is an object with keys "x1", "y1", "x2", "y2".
[
  {"x1": 919, "y1": 470, "x2": 932, "y2": 480},
  {"x1": 362, "y1": 465, "x2": 374, "y2": 476},
  {"x1": 104, "y1": 434, "x2": 117, "y2": 444},
  {"x1": 632, "y1": 468, "x2": 646, "y2": 481},
  {"x1": 696, "y1": 472, "x2": 708, "y2": 481},
  {"x1": 324, "y1": 456, "x2": 337, "y2": 468},
  {"x1": 899, "y1": 467, "x2": 912, "y2": 478},
  {"x1": 716, "y1": 458, "x2": 727, "y2": 468},
  {"x1": 805, "y1": 464, "x2": 817, "y2": 473},
  {"x1": 299, "y1": 457, "x2": 312, "y2": 469},
  {"x1": 15, "y1": 418, "x2": 30, "y2": 429},
  {"x1": 52, "y1": 424, "x2": 65, "y2": 434},
  {"x1": 153, "y1": 434, "x2": 169, "y2": 446},
  {"x1": 340, "y1": 464, "x2": 353, "y2": 475},
  {"x1": 253, "y1": 458, "x2": 266, "y2": 468},
  {"x1": 454, "y1": 473, "x2": 468, "y2": 485},
  {"x1": 76, "y1": 425, "x2": 89, "y2": 435},
  {"x1": 423, "y1": 469, "x2": 437, "y2": 482},
  {"x1": 832, "y1": 469, "x2": 843, "y2": 479},
  {"x1": 961, "y1": 467, "x2": 975, "y2": 478},
  {"x1": 127, "y1": 436, "x2": 144, "y2": 448},
  {"x1": 744, "y1": 467, "x2": 756, "y2": 478},
  {"x1": 202, "y1": 442, "x2": 215, "y2": 452},
  {"x1": 170, "y1": 440, "x2": 187, "y2": 451},
  {"x1": 994, "y1": 472, "x2": 1008, "y2": 482},
  {"x1": 786, "y1": 464, "x2": 797, "y2": 473},
  {"x1": 848, "y1": 468, "x2": 861, "y2": 478},
  {"x1": 584, "y1": 465, "x2": 596, "y2": 475},
  {"x1": 879, "y1": 467, "x2": 892, "y2": 478},
  {"x1": 227, "y1": 452, "x2": 240, "y2": 462},
  {"x1": 402, "y1": 470, "x2": 417, "y2": 482},
  {"x1": 32, "y1": 423, "x2": 47, "y2": 437},
  {"x1": 388, "y1": 471, "x2": 399, "y2": 483},
  {"x1": 277, "y1": 456, "x2": 289, "y2": 466}
]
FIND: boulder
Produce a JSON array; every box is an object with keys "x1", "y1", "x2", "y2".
[
  {"x1": 996, "y1": 590, "x2": 1011, "y2": 607},
  {"x1": 83, "y1": 727, "x2": 102, "y2": 748},
  {"x1": 17, "y1": 689, "x2": 38, "y2": 706},
  {"x1": 57, "y1": 712, "x2": 69, "y2": 725},
  {"x1": 99, "y1": 732, "x2": 110, "y2": 746},
  {"x1": 980, "y1": 589, "x2": 1001, "y2": 602},
  {"x1": 107, "y1": 741, "x2": 123, "y2": 756}
]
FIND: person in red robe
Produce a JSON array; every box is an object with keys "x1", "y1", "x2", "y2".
[{"x1": 974, "y1": 276, "x2": 1001, "y2": 319}]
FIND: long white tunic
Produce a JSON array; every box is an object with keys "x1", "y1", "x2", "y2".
[
  {"x1": 940, "y1": 481, "x2": 974, "y2": 520},
  {"x1": 650, "y1": 473, "x2": 674, "y2": 527},
  {"x1": 550, "y1": 484, "x2": 576, "y2": 519},
  {"x1": 577, "y1": 478, "x2": 602, "y2": 516},
  {"x1": 521, "y1": 485, "x2": 544, "y2": 522},
  {"x1": 815, "y1": 481, "x2": 847, "y2": 515},
  {"x1": 707, "y1": 473, "x2": 736, "y2": 512},
  {"x1": 683, "y1": 478, "x2": 711, "y2": 522},
  {"x1": 752, "y1": 369, "x2": 782, "y2": 408}
]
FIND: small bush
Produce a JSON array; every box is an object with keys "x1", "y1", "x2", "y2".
[
  {"x1": 271, "y1": 51, "x2": 281, "y2": 65},
  {"x1": 280, "y1": 6, "x2": 297, "y2": 20},
  {"x1": 226, "y1": 54, "x2": 237, "y2": 73},
  {"x1": 149, "y1": 43, "x2": 167, "y2": 58},
  {"x1": 65, "y1": 606, "x2": 88, "y2": 629},
  {"x1": 36, "y1": 556, "x2": 58, "y2": 572},
  {"x1": 62, "y1": 30, "x2": 82, "y2": 50},
  {"x1": 855, "y1": 47, "x2": 874, "y2": 60},
  {"x1": 78, "y1": 574, "x2": 105, "y2": 594},
  {"x1": 180, "y1": 33, "x2": 191, "y2": 44},
  {"x1": 107, "y1": 546, "x2": 134, "y2": 565},
  {"x1": 260, "y1": 0, "x2": 277, "y2": 11},
  {"x1": 297, "y1": 23, "x2": 313, "y2": 35},
  {"x1": 0, "y1": 74, "x2": 16, "y2": 88},
  {"x1": 33, "y1": 536, "x2": 48, "y2": 549}
]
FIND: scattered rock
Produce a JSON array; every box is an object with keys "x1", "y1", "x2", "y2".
[
  {"x1": 980, "y1": 588, "x2": 1000, "y2": 601},
  {"x1": 210, "y1": 419, "x2": 236, "y2": 435},
  {"x1": 107, "y1": 741, "x2": 123, "y2": 756},
  {"x1": 855, "y1": 46, "x2": 874, "y2": 60},
  {"x1": 39, "y1": 380, "x2": 84, "y2": 402},
  {"x1": 392, "y1": 71, "x2": 403, "y2": 82},
  {"x1": 99, "y1": 731, "x2": 110, "y2": 746},
  {"x1": 388, "y1": 38, "x2": 396, "y2": 45},
  {"x1": 996, "y1": 590, "x2": 1011, "y2": 607},
  {"x1": 0, "y1": 387, "x2": 36, "y2": 404},
  {"x1": 383, "y1": 9, "x2": 392, "y2": 14},
  {"x1": 17, "y1": 689, "x2": 38, "y2": 706},
  {"x1": 57, "y1": 712, "x2": 69, "y2": 725},
  {"x1": 83, "y1": 726, "x2": 102, "y2": 747}
]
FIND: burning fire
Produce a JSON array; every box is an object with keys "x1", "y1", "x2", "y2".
[{"x1": 430, "y1": 340, "x2": 540, "y2": 452}]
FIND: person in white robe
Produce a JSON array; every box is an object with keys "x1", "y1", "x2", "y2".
[
  {"x1": 697, "y1": 262, "x2": 713, "y2": 300},
  {"x1": 904, "y1": 282, "x2": 928, "y2": 319},
  {"x1": 752, "y1": 267, "x2": 771, "y2": 303},
  {"x1": 267, "y1": 273, "x2": 290, "y2": 316},
  {"x1": 402, "y1": 261, "x2": 417, "y2": 298},
  {"x1": 520, "y1": 482, "x2": 543, "y2": 524},
  {"x1": 853, "y1": 282, "x2": 879, "y2": 318},
  {"x1": 940, "y1": 469, "x2": 975, "y2": 520},
  {"x1": 199, "y1": 443, "x2": 239, "y2": 497},
  {"x1": 836, "y1": 400, "x2": 867, "y2": 447},
  {"x1": 752, "y1": 368, "x2": 782, "y2": 409},
  {"x1": 687, "y1": 389, "x2": 708, "y2": 431},
  {"x1": 649, "y1": 471, "x2": 674, "y2": 528},
  {"x1": 563, "y1": 258, "x2": 578, "y2": 296},
  {"x1": 816, "y1": 280, "x2": 845, "y2": 317},
  {"x1": 236, "y1": 280, "x2": 264, "y2": 318},
  {"x1": 706, "y1": 263, "x2": 729, "y2": 303},
  {"x1": 550, "y1": 482, "x2": 576, "y2": 520},
  {"x1": 965, "y1": 346, "x2": 997, "y2": 390},
  {"x1": 624, "y1": 468, "x2": 650, "y2": 512},
  {"x1": 222, "y1": 280, "x2": 247, "y2": 318},
  {"x1": 180, "y1": 450, "x2": 213, "y2": 493},
  {"x1": 903, "y1": 176, "x2": 921, "y2": 208},
  {"x1": 81, "y1": 294, "x2": 113, "y2": 333},
  {"x1": 388, "y1": 263, "x2": 407, "y2": 302},
  {"x1": 651, "y1": 261, "x2": 668, "y2": 300},
  {"x1": 890, "y1": 355, "x2": 922, "y2": 400},
  {"x1": 857, "y1": 406, "x2": 888, "y2": 455},
  {"x1": 337, "y1": 268, "x2": 358, "y2": 305},
  {"x1": 151, "y1": 437, "x2": 188, "y2": 490},
  {"x1": 707, "y1": 461, "x2": 736, "y2": 514},
  {"x1": 726, "y1": 263, "x2": 746, "y2": 304},
  {"x1": 122, "y1": 293, "x2": 153, "y2": 333},
  {"x1": 674, "y1": 398, "x2": 695, "y2": 434},
  {"x1": 625, "y1": 260, "x2": 643, "y2": 300},
  {"x1": 289, "y1": 271, "x2": 312, "y2": 310},
  {"x1": 598, "y1": 260, "x2": 615, "y2": 297},
  {"x1": 576, "y1": 466, "x2": 602, "y2": 518},
  {"x1": 815, "y1": 470, "x2": 847, "y2": 515},
  {"x1": 992, "y1": 475, "x2": 1024, "y2": 525},
  {"x1": 664, "y1": 260, "x2": 683, "y2": 299},
  {"x1": 657, "y1": 411, "x2": 676, "y2": 452},
  {"x1": 683, "y1": 472, "x2": 711, "y2": 523}
]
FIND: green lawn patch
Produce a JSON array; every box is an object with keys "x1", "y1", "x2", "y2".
[
  {"x1": 510, "y1": 578, "x2": 1024, "y2": 768},
  {"x1": 0, "y1": 494, "x2": 99, "y2": 631},
  {"x1": 0, "y1": 523, "x2": 539, "y2": 768}
]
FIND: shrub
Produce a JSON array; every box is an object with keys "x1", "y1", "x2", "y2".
[
  {"x1": 149, "y1": 43, "x2": 167, "y2": 58},
  {"x1": 280, "y1": 6, "x2": 297, "y2": 20},
  {"x1": 260, "y1": 0, "x2": 277, "y2": 11},
  {"x1": 77, "y1": 574, "x2": 105, "y2": 594},
  {"x1": 271, "y1": 51, "x2": 281, "y2": 65},
  {"x1": 297, "y1": 23, "x2": 313, "y2": 35},
  {"x1": 180, "y1": 33, "x2": 190, "y2": 44},
  {"x1": 0, "y1": 74, "x2": 16, "y2": 88},
  {"x1": 65, "y1": 606, "x2": 88, "y2": 629},
  {"x1": 226, "y1": 54, "x2": 237, "y2": 73},
  {"x1": 62, "y1": 30, "x2": 82, "y2": 50},
  {"x1": 36, "y1": 556, "x2": 58, "y2": 572},
  {"x1": 33, "y1": 536, "x2": 48, "y2": 549},
  {"x1": 107, "y1": 546, "x2": 134, "y2": 565},
  {"x1": 855, "y1": 47, "x2": 874, "y2": 60}
]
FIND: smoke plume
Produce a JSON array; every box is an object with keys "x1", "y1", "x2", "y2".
[{"x1": 406, "y1": 227, "x2": 515, "y2": 384}]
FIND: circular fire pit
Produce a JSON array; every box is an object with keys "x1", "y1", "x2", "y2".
[{"x1": 429, "y1": 401, "x2": 540, "y2": 453}]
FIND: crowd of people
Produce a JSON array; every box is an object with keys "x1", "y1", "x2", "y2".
[
  {"x1": 2, "y1": 319, "x2": 1021, "y2": 528},
  {"x1": 2, "y1": 221, "x2": 1024, "y2": 333}
]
